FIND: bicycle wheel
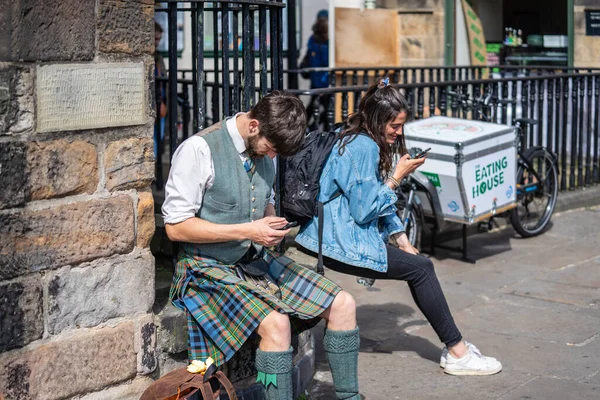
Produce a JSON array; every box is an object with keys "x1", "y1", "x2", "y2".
[
  {"x1": 510, "y1": 148, "x2": 558, "y2": 237},
  {"x1": 395, "y1": 199, "x2": 423, "y2": 250}
]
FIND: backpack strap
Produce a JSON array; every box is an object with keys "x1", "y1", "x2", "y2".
[{"x1": 316, "y1": 191, "x2": 342, "y2": 275}]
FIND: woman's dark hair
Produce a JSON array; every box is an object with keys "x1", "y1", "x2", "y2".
[
  {"x1": 248, "y1": 90, "x2": 307, "y2": 157},
  {"x1": 339, "y1": 83, "x2": 411, "y2": 174}
]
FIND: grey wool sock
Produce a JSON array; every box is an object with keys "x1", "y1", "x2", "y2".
[
  {"x1": 255, "y1": 346, "x2": 293, "y2": 400},
  {"x1": 323, "y1": 327, "x2": 361, "y2": 400}
]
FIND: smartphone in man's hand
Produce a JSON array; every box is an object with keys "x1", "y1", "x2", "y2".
[{"x1": 277, "y1": 221, "x2": 300, "y2": 230}]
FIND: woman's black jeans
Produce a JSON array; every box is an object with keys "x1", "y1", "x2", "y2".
[{"x1": 323, "y1": 245, "x2": 463, "y2": 348}]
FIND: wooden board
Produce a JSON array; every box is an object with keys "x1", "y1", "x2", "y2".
[
  {"x1": 461, "y1": 0, "x2": 487, "y2": 65},
  {"x1": 334, "y1": 8, "x2": 400, "y2": 68}
]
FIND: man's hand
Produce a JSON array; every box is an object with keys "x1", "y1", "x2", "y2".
[
  {"x1": 248, "y1": 216, "x2": 291, "y2": 247},
  {"x1": 395, "y1": 232, "x2": 419, "y2": 255}
]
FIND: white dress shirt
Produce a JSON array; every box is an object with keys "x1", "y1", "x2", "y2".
[{"x1": 162, "y1": 114, "x2": 275, "y2": 224}]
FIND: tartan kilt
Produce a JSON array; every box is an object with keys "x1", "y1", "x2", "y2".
[{"x1": 170, "y1": 247, "x2": 341, "y2": 366}]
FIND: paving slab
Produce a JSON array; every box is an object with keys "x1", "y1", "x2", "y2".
[
  {"x1": 298, "y1": 207, "x2": 600, "y2": 399},
  {"x1": 500, "y1": 276, "x2": 600, "y2": 308},
  {"x1": 498, "y1": 377, "x2": 600, "y2": 400},
  {"x1": 541, "y1": 208, "x2": 600, "y2": 239},
  {"x1": 450, "y1": 298, "x2": 600, "y2": 344}
]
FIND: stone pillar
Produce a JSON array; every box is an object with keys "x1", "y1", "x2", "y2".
[{"x1": 0, "y1": 1, "x2": 157, "y2": 399}]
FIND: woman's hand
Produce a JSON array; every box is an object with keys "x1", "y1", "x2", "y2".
[
  {"x1": 395, "y1": 232, "x2": 419, "y2": 255},
  {"x1": 392, "y1": 154, "x2": 426, "y2": 182}
]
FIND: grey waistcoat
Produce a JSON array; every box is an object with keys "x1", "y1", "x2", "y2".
[{"x1": 187, "y1": 120, "x2": 275, "y2": 264}]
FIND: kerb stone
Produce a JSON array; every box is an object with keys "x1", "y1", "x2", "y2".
[
  {"x1": 36, "y1": 63, "x2": 146, "y2": 133},
  {"x1": 0, "y1": 276, "x2": 43, "y2": 352},
  {"x1": 10, "y1": 0, "x2": 96, "y2": 62},
  {"x1": 0, "y1": 196, "x2": 135, "y2": 280},
  {"x1": 77, "y1": 377, "x2": 154, "y2": 400},
  {"x1": 105, "y1": 137, "x2": 154, "y2": 191},
  {"x1": 98, "y1": 0, "x2": 155, "y2": 55},
  {"x1": 27, "y1": 140, "x2": 98, "y2": 200},
  {"x1": 0, "y1": 322, "x2": 137, "y2": 400},
  {"x1": 137, "y1": 190, "x2": 155, "y2": 248},
  {"x1": 47, "y1": 251, "x2": 155, "y2": 334}
]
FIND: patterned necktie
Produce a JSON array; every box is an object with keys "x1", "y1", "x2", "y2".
[{"x1": 242, "y1": 152, "x2": 255, "y2": 179}]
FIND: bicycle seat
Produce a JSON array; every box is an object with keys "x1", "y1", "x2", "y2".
[{"x1": 514, "y1": 118, "x2": 539, "y2": 126}]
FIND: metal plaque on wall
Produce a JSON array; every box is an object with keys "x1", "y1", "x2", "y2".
[{"x1": 585, "y1": 9, "x2": 600, "y2": 36}]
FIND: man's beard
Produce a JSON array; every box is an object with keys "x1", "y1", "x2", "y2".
[{"x1": 246, "y1": 134, "x2": 263, "y2": 158}]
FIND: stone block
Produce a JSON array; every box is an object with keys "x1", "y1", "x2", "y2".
[
  {"x1": 27, "y1": 140, "x2": 98, "y2": 200},
  {"x1": 0, "y1": 196, "x2": 135, "y2": 280},
  {"x1": 400, "y1": 37, "x2": 425, "y2": 60},
  {"x1": 47, "y1": 251, "x2": 154, "y2": 334},
  {"x1": 105, "y1": 137, "x2": 154, "y2": 191},
  {"x1": 137, "y1": 190, "x2": 155, "y2": 248},
  {"x1": 0, "y1": 65, "x2": 34, "y2": 136},
  {"x1": 0, "y1": 0, "x2": 10, "y2": 60},
  {"x1": 399, "y1": 14, "x2": 435, "y2": 36},
  {"x1": 156, "y1": 302, "x2": 188, "y2": 354},
  {"x1": 395, "y1": 0, "x2": 444, "y2": 10},
  {"x1": 222, "y1": 336, "x2": 260, "y2": 383},
  {"x1": 10, "y1": 0, "x2": 96, "y2": 61},
  {"x1": 292, "y1": 349, "x2": 315, "y2": 400},
  {"x1": 575, "y1": 35, "x2": 600, "y2": 68},
  {"x1": 0, "y1": 141, "x2": 29, "y2": 209},
  {"x1": 0, "y1": 276, "x2": 43, "y2": 352},
  {"x1": 0, "y1": 322, "x2": 137, "y2": 400},
  {"x1": 77, "y1": 377, "x2": 154, "y2": 400},
  {"x1": 98, "y1": 0, "x2": 154, "y2": 55},
  {"x1": 37, "y1": 63, "x2": 146, "y2": 133},
  {"x1": 135, "y1": 315, "x2": 158, "y2": 375}
]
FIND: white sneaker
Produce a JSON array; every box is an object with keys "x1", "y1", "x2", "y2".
[
  {"x1": 443, "y1": 344, "x2": 502, "y2": 376},
  {"x1": 440, "y1": 341, "x2": 494, "y2": 368}
]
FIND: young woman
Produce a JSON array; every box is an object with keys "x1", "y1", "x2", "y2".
[{"x1": 295, "y1": 80, "x2": 502, "y2": 376}]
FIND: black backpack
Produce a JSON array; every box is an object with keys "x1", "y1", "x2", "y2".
[{"x1": 282, "y1": 125, "x2": 343, "y2": 275}]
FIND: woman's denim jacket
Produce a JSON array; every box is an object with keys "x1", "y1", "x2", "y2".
[{"x1": 295, "y1": 134, "x2": 404, "y2": 273}]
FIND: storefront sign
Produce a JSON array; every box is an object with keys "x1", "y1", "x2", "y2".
[{"x1": 585, "y1": 10, "x2": 600, "y2": 36}]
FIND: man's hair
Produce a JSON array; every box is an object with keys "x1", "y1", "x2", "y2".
[
  {"x1": 248, "y1": 91, "x2": 307, "y2": 157},
  {"x1": 155, "y1": 21, "x2": 164, "y2": 33}
]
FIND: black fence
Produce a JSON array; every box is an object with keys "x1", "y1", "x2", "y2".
[
  {"x1": 289, "y1": 65, "x2": 600, "y2": 88},
  {"x1": 154, "y1": 0, "x2": 286, "y2": 189},
  {"x1": 289, "y1": 72, "x2": 600, "y2": 191},
  {"x1": 153, "y1": 2, "x2": 599, "y2": 194}
]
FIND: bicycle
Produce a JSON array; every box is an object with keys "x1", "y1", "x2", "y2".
[{"x1": 395, "y1": 91, "x2": 559, "y2": 250}]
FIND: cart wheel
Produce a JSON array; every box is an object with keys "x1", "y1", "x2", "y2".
[
  {"x1": 395, "y1": 201, "x2": 423, "y2": 250},
  {"x1": 509, "y1": 149, "x2": 558, "y2": 237}
]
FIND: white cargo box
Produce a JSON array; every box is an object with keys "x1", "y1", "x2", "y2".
[{"x1": 404, "y1": 116, "x2": 518, "y2": 224}]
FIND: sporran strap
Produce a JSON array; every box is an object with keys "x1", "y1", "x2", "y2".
[{"x1": 317, "y1": 201, "x2": 325, "y2": 275}]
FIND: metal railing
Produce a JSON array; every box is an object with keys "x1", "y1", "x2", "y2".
[
  {"x1": 287, "y1": 72, "x2": 600, "y2": 191},
  {"x1": 158, "y1": 70, "x2": 600, "y2": 192},
  {"x1": 154, "y1": 0, "x2": 286, "y2": 190}
]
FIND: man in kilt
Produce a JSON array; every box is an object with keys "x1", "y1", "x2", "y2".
[{"x1": 162, "y1": 91, "x2": 360, "y2": 400}]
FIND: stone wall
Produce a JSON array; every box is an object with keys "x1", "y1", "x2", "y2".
[
  {"x1": 574, "y1": 1, "x2": 600, "y2": 67},
  {"x1": 379, "y1": 0, "x2": 446, "y2": 66},
  {"x1": 0, "y1": 0, "x2": 156, "y2": 399}
]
